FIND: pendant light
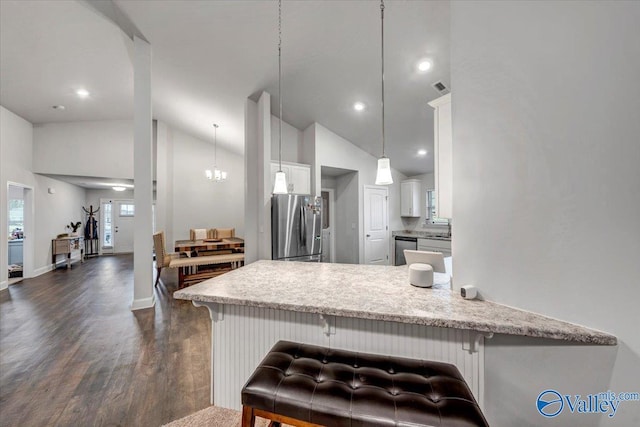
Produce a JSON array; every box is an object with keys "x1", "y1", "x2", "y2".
[
  {"x1": 273, "y1": 0, "x2": 288, "y2": 194},
  {"x1": 205, "y1": 123, "x2": 227, "y2": 182},
  {"x1": 375, "y1": 0, "x2": 393, "y2": 186}
]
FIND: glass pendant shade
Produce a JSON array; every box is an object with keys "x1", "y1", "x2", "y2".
[
  {"x1": 375, "y1": 157, "x2": 393, "y2": 185},
  {"x1": 205, "y1": 169, "x2": 213, "y2": 180},
  {"x1": 273, "y1": 170, "x2": 288, "y2": 194}
]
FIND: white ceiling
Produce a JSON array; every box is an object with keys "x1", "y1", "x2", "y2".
[{"x1": 0, "y1": 0, "x2": 450, "y2": 177}]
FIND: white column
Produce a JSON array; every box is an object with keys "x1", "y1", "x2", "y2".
[
  {"x1": 155, "y1": 120, "x2": 173, "y2": 253},
  {"x1": 245, "y1": 92, "x2": 272, "y2": 263},
  {"x1": 243, "y1": 99, "x2": 259, "y2": 264},
  {"x1": 131, "y1": 36, "x2": 154, "y2": 311},
  {"x1": 257, "y1": 92, "x2": 272, "y2": 261}
]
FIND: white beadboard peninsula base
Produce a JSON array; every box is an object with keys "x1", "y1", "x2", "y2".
[{"x1": 194, "y1": 302, "x2": 486, "y2": 411}]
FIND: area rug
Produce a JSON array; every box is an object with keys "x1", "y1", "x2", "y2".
[{"x1": 162, "y1": 405, "x2": 280, "y2": 427}]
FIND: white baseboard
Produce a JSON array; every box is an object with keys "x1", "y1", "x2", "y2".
[
  {"x1": 33, "y1": 264, "x2": 55, "y2": 277},
  {"x1": 130, "y1": 295, "x2": 155, "y2": 311},
  {"x1": 0, "y1": 281, "x2": 8, "y2": 291}
]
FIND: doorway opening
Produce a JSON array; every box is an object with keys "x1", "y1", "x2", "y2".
[
  {"x1": 6, "y1": 182, "x2": 34, "y2": 284},
  {"x1": 320, "y1": 166, "x2": 358, "y2": 264},
  {"x1": 100, "y1": 198, "x2": 135, "y2": 254}
]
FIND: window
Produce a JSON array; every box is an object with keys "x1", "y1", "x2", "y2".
[
  {"x1": 102, "y1": 202, "x2": 112, "y2": 248},
  {"x1": 119, "y1": 204, "x2": 135, "y2": 217},
  {"x1": 8, "y1": 199, "x2": 24, "y2": 237},
  {"x1": 426, "y1": 190, "x2": 450, "y2": 225}
]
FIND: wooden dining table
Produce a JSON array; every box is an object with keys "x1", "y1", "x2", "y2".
[{"x1": 174, "y1": 237, "x2": 244, "y2": 254}]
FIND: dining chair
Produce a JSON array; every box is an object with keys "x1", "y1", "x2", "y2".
[
  {"x1": 153, "y1": 231, "x2": 179, "y2": 287},
  {"x1": 189, "y1": 228, "x2": 208, "y2": 240},
  {"x1": 214, "y1": 228, "x2": 235, "y2": 239}
]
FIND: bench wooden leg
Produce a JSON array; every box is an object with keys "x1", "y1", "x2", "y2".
[
  {"x1": 252, "y1": 408, "x2": 321, "y2": 427},
  {"x1": 242, "y1": 406, "x2": 255, "y2": 427},
  {"x1": 178, "y1": 267, "x2": 185, "y2": 289}
]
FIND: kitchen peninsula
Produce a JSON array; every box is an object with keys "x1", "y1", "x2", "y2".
[{"x1": 174, "y1": 260, "x2": 616, "y2": 410}]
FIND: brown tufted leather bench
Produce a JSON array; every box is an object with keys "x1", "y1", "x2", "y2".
[{"x1": 241, "y1": 341, "x2": 489, "y2": 427}]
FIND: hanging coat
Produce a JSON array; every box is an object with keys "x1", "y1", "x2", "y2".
[{"x1": 84, "y1": 217, "x2": 98, "y2": 240}]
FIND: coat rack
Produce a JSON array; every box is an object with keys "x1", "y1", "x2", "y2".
[{"x1": 83, "y1": 205, "x2": 100, "y2": 258}]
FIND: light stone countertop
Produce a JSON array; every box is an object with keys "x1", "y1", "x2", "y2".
[{"x1": 174, "y1": 260, "x2": 616, "y2": 345}]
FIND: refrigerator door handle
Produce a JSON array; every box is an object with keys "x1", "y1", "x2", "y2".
[{"x1": 300, "y1": 205, "x2": 307, "y2": 247}]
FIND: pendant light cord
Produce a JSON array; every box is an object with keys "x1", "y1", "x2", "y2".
[
  {"x1": 278, "y1": 0, "x2": 283, "y2": 171},
  {"x1": 380, "y1": 0, "x2": 386, "y2": 158},
  {"x1": 213, "y1": 123, "x2": 218, "y2": 167}
]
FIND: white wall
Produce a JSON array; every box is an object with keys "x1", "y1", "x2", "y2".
[
  {"x1": 334, "y1": 172, "x2": 359, "y2": 264},
  {"x1": 270, "y1": 114, "x2": 302, "y2": 163},
  {"x1": 451, "y1": 2, "x2": 640, "y2": 425},
  {"x1": 0, "y1": 106, "x2": 33, "y2": 289},
  {"x1": 320, "y1": 177, "x2": 337, "y2": 190},
  {"x1": 1, "y1": 106, "x2": 87, "y2": 285},
  {"x1": 85, "y1": 188, "x2": 135, "y2": 213},
  {"x1": 33, "y1": 120, "x2": 133, "y2": 179},
  {"x1": 166, "y1": 127, "x2": 245, "y2": 241},
  {"x1": 33, "y1": 175, "x2": 86, "y2": 273},
  {"x1": 311, "y1": 123, "x2": 406, "y2": 263}
]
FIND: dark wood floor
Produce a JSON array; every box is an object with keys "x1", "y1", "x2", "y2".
[{"x1": 0, "y1": 255, "x2": 211, "y2": 427}]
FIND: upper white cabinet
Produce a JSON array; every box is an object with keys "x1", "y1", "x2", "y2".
[
  {"x1": 428, "y1": 93, "x2": 452, "y2": 219},
  {"x1": 270, "y1": 161, "x2": 311, "y2": 195},
  {"x1": 400, "y1": 179, "x2": 421, "y2": 217}
]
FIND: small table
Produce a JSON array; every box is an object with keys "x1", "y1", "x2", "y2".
[
  {"x1": 52, "y1": 236, "x2": 84, "y2": 269},
  {"x1": 174, "y1": 237, "x2": 244, "y2": 254}
]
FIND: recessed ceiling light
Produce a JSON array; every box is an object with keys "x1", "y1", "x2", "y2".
[
  {"x1": 417, "y1": 149, "x2": 428, "y2": 156},
  {"x1": 76, "y1": 89, "x2": 90, "y2": 98},
  {"x1": 112, "y1": 186, "x2": 126, "y2": 192},
  {"x1": 417, "y1": 59, "x2": 433, "y2": 72},
  {"x1": 52, "y1": 105, "x2": 65, "y2": 110},
  {"x1": 353, "y1": 102, "x2": 366, "y2": 112}
]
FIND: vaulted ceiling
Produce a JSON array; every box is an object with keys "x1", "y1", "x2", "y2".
[{"x1": 0, "y1": 0, "x2": 450, "y2": 176}]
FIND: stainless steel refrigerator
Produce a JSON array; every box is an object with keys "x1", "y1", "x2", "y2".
[{"x1": 272, "y1": 194, "x2": 322, "y2": 262}]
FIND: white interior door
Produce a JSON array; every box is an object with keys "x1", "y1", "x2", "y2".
[
  {"x1": 364, "y1": 186, "x2": 389, "y2": 265},
  {"x1": 113, "y1": 200, "x2": 135, "y2": 253}
]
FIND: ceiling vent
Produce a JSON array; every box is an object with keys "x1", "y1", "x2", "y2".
[{"x1": 432, "y1": 81, "x2": 450, "y2": 94}]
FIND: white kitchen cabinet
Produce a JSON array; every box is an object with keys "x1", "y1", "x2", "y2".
[
  {"x1": 8, "y1": 239, "x2": 23, "y2": 265},
  {"x1": 270, "y1": 161, "x2": 311, "y2": 195},
  {"x1": 418, "y1": 238, "x2": 451, "y2": 257},
  {"x1": 428, "y1": 93, "x2": 452, "y2": 219},
  {"x1": 400, "y1": 179, "x2": 421, "y2": 217}
]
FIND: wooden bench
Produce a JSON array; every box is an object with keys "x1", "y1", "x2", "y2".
[
  {"x1": 154, "y1": 232, "x2": 245, "y2": 288},
  {"x1": 172, "y1": 253, "x2": 245, "y2": 287},
  {"x1": 242, "y1": 341, "x2": 489, "y2": 427}
]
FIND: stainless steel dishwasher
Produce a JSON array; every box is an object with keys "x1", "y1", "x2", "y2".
[{"x1": 394, "y1": 236, "x2": 417, "y2": 266}]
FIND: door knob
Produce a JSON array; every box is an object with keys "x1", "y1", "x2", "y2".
[{"x1": 366, "y1": 234, "x2": 371, "y2": 237}]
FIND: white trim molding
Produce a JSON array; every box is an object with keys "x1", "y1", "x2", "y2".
[{"x1": 130, "y1": 295, "x2": 155, "y2": 311}]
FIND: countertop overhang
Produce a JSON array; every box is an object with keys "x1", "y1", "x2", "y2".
[{"x1": 174, "y1": 260, "x2": 616, "y2": 345}]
